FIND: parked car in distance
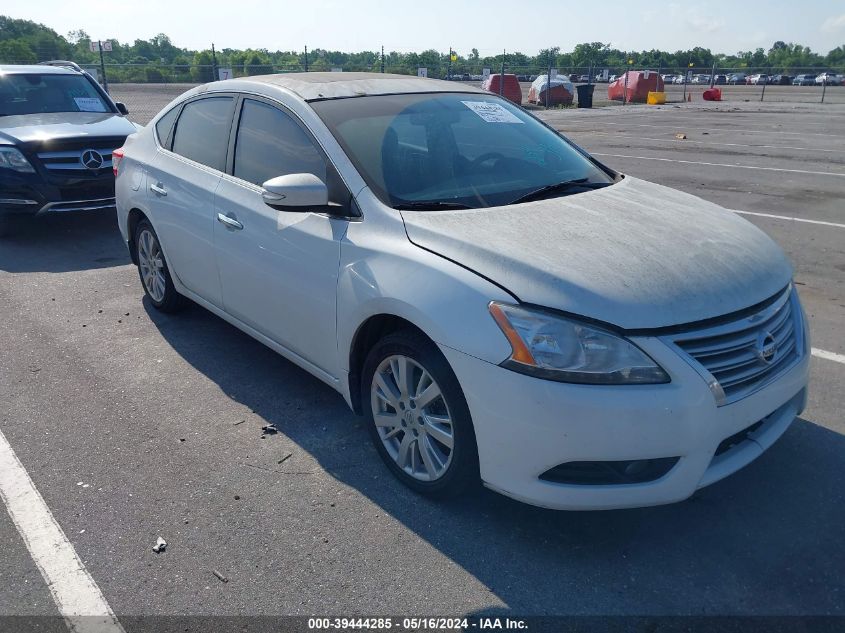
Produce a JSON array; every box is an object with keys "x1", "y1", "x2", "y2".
[
  {"x1": 690, "y1": 74, "x2": 711, "y2": 84},
  {"x1": 608, "y1": 74, "x2": 618, "y2": 82},
  {"x1": 792, "y1": 74, "x2": 816, "y2": 86},
  {"x1": 713, "y1": 74, "x2": 727, "y2": 85},
  {"x1": 0, "y1": 62, "x2": 137, "y2": 237},
  {"x1": 748, "y1": 74, "x2": 768, "y2": 85},
  {"x1": 673, "y1": 75, "x2": 687, "y2": 84},
  {"x1": 815, "y1": 72, "x2": 843, "y2": 85},
  {"x1": 768, "y1": 74, "x2": 792, "y2": 85},
  {"x1": 115, "y1": 72, "x2": 810, "y2": 510},
  {"x1": 481, "y1": 73, "x2": 522, "y2": 105},
  {"x1": 577, "y1": 75, "x2": 590, "y2": 82},
  {"x1": 728, "y1": 72, "x2": 747, "y2": 84}
]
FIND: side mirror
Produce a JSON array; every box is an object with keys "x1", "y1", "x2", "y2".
[
  {"x1": 262, "y1": 173, "x2": 329, "y2": 211},
  {"x1": 115, "y1": 102, "x2": 129, "y2": 115}
]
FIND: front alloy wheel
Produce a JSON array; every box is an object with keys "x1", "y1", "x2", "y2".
[
  {"x1": 371, "y1": 354, "x2": 455, "y2": 481},
  {"x1": 363, "y1": 330, "x2": 478, "y2": 497}
]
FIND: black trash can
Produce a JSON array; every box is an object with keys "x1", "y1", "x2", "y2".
[{"x1": 576, "y1": 83, "x2": 595, "y2": 108}]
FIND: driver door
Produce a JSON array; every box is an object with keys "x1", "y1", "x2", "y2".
[{"x1": 213, "y1": 97, "x2": 349, "y2": 380}]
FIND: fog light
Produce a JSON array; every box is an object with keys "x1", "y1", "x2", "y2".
[{"x1": 540, "y1": 457, "x2": 679, "y2": 485}]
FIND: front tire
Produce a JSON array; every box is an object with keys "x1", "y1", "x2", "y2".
[
  {"x1": 362, "y1": 330, "x2": 479, "y2": 497},
  {"x1": 134, "y1": 218, "x2": 186, "y2": 312}
]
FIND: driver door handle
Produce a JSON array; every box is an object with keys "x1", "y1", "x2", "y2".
[
  {"x1": 149, "y1": 182, "x2": 167, "y2": 196},
  {"x1": 217, "y1": 212, "x2": 243, "y2": 231}
]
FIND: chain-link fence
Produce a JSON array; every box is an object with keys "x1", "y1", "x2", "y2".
[{"x1": 19, "y1": 60, "x2": 845, "y2": 124}]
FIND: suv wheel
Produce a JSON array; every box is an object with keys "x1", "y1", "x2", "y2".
[
  {"x1": 362, "y1": 330, "x2": 479, "y2": 497},
  {"x1": 134, "y1": 219, "x2": 186, "y2": 312}
]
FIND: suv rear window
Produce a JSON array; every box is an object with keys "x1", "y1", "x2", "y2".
[
  {"x1": 171, "y1": 97, "x2": 234, "y2": 171},
  {"x1": 0, "y1": 73, "x2": 111, "y2": 116}
]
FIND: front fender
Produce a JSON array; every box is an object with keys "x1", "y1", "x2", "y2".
[{"x1": 337, "y1": 216, "x2": 514, "y2": 376}]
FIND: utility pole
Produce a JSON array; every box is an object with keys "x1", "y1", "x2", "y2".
[
  {"x1": 381, "y1": 45, "x2": 384, "y2": 73},
  {"x1": 211, "y1": 43, "x2": 219, "y2": 81},
  {"x1": 448, "y1": 47, "x2": 452, "y2": 80},
  {"x1": 546, "y1": 51, "x2": 552, "y2": 109},
  {"x1": 500, "y1": 49, "x2": 505, "y2": 96},
  {"x1": 304, "y1": 45, "x2": 308, "y2": 72},
  {"x1": 710, "y1": 60, "x2": 716, "y2": 88},
  {"x1": 623, "y1": 57, "x2": 632, "y2": 105},
  {"x1": 97, "y1": 42, "x2": 109, "y2": 94}
]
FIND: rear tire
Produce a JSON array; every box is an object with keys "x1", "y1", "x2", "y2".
[
  {"x1": 134, "y1": 218, "x2": 186, "y2": 313},
  {"x1": 362, "y1": 329, "x2": 479, "y2": 497}
]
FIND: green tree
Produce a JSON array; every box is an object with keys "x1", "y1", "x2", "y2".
[
  {"x1": 191, "y1": 50, "x2": 214, "y2": 82},
  {"x1": 0, "y1": 38, "x2": 36, "y2": 63}
]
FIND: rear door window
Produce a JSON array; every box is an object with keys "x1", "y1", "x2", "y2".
[{"x1": 171, "y1": 97, "x2": 235, "y2": 171}]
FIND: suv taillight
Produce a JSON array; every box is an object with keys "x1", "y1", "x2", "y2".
[{"x1": 112, "y1": 147, "x2": 125, "y2": 177}]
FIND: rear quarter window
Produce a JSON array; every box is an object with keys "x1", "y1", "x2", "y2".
[{"x1": 154, "y1": 106, "x2": 180, "y2": 149}]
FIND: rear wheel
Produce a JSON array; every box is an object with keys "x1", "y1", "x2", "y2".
[
  {"x1": 362, "y1": 330, "x2": 479, "y2": 497},
  {"x1": 134, "y1": 218, "x2": 186, "y2": 312}
]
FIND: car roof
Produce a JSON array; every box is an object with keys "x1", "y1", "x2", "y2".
[
  {"x1": 0, "y1": 64, "x2": 79, "y2": 75},
  {"x1": 210, "y1": 72, "x2": 487, "y2": 101}
]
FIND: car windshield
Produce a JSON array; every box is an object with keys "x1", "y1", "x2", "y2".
[
  {"x1": 311, "y1": 92, "x2": 614, "y2": 209},
  {"x1": 0, "y1": 73, "x2": 111, "y2": 116}
]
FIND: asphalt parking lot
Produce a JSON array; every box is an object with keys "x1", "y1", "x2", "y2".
[{"x1": 1, "y1": 96, "x2": 844, "y2": 626}]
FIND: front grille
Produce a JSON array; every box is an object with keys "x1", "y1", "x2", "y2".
[
  {"x1": 34, "y1": 138, "x2": 123, "y2": 174},
  {"x1": 670, "y1": 287, "x2": 802, "y2": 406},
  {"x1": 59, "y1": 181, "x2": 114, "y2": 200}
]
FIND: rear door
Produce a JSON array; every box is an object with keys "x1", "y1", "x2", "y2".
[
  {"x1": 213, "y1": 96, "x2": 350, "y2": 379},
  {"x1": 147, "y1": 95, "x2": 235, "y2": 307}
]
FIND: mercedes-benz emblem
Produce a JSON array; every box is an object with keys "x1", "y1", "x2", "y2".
[
  {"x1": 756, "y1": 331, "x2": 777, "y2": 364},
  {"x1": 81, "y1": 149, "x2": 104, "y2": 170}
]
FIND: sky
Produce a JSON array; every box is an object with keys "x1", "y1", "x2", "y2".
[{"x1": 4, "y1": 0, "x2": 845, "y2": 56}]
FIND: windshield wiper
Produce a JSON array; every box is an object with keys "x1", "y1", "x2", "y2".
[
  {"x1": 393, "y1": 201, "x2": 476, "y2": 211},
  {"x1": 509, "y1": 178, "x2": 611, "y2": 205}
]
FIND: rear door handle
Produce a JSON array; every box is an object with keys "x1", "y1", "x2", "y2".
[
  {"x1": 150, "y1": 182, "x2": 167, "y2": 196},
  {"x1": 217, "y1": 212, "x2": 243, "y2": 231}
]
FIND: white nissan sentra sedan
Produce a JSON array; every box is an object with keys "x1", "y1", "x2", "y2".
[{"x1": 115, "y1": 73, "x2": 810, "y2": 510}]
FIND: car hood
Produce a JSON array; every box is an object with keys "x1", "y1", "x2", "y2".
[
  {"x1": 0, "y1": 112, "x2": 137, "y2": 145},
  {"x1": 400, "y1": 176, "x2": 792, "y2": 330}
]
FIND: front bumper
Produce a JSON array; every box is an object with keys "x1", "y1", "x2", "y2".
[
  {"x1": 0, "y1": 168, "x2": 115, "y2": 217},
  {"x1": 439, "y1": 326, "x2": 810, "y2": 511}
]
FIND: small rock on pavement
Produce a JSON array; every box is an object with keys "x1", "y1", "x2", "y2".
[
  {"x1": 152, "y1": 537, "x2": 167, "y2": 553},
  {"x1": 261, "y1": 424, "x2": 278, "y2": 435}
]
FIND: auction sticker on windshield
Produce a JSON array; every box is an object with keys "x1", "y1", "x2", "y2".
[
  {"x1": 461, "y1": 101, "x2": 523, "y2": 124},
  {"x1": 74, "y1": 97, "x2": 107, "y2": 112}
]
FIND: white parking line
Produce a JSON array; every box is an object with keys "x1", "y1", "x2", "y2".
[
  {"x1": 812, "y1": 348, "x2": 845, "y2": 365},
  {"x1": 732, "y1": 210, "x2": 845, "y2": 229},
  {"x1": 570, "y1": 130, "x2": 845, "y2": 154},
  {"x1": 591, "y1": 153, "x2": 845, "y2": 178},
  {"x1": 578, "y1": 120, "x2": 844, "y2": 139},
  {"x1": 0, "y1": 428, "x2": 124, "y2": 633}
]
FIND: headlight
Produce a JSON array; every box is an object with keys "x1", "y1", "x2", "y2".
[
  {"x1": 489, "y1": 302, "x2": 670, "y2": 384},
  {"x1": 0, "y1": 147, "x2": 35, "y2": 173}
]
